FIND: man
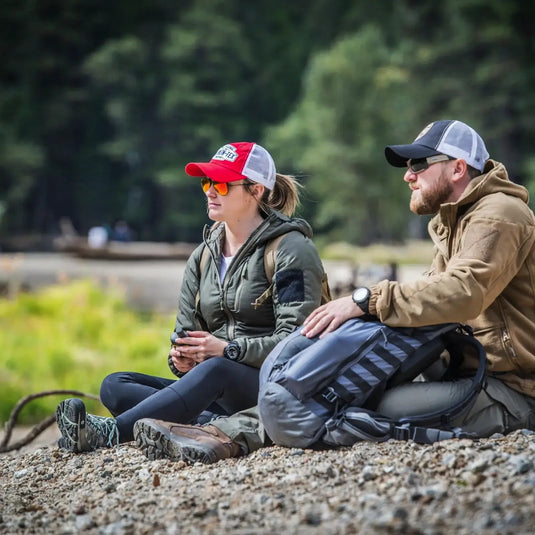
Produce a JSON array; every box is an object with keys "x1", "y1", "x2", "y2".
[{"x1": 134, "y1": 120, "x2": 535, "y2": 463}]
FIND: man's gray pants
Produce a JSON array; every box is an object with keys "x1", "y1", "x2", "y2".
[{"x1": 213, "y1": 378, "x2": 535, "y2": 454}]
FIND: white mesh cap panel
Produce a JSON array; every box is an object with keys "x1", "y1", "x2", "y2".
[
  {"x1": 436, "y1": 121, "x2": 489, "y2": 172},
  {"x1": 242, "y1": 144, "x2": 276, "y2": 190}
]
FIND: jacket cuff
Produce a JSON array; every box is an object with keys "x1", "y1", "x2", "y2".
[
  {"x1": 230, "y1": 339, "x2": 246, "y2": 363},
  {"x1": 368, "y1": 285, "x2": 381, "y2": 317}
]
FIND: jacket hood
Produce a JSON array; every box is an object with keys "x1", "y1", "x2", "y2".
[
  {"x1": 432, "y1": 159, "x2": 529, "y2": 228},
  {"x1": 458, "y1": 159, "x2": 529, "y2": 208},
  {"x1": 202, "y1": 209, "x2": 313, "y2": 253}
]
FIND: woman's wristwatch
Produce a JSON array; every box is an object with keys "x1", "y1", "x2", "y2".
[{"x1": 223, "y1": 340, "x2": 241, "y2": 361}]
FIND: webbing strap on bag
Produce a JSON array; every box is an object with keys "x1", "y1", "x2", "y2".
[
  {"x1": 393, "y1": 425, "x2": 477, "y2": 443},
  {"x1": 320, "y1": 326, "x2": 488, "y2": 447},
  {"x1": 397, "y1": 331, "x2": 487, "y2": 430},
  {"x1": 323, "y1": 406, "x2": 480, "y2": 446},
  {"x1": 312, "y1": 325, "x2": 451, "y2": 411}
]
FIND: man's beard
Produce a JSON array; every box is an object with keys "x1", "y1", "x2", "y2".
[{"x1": 410, "y1": 170, "x2": 453, "y2": 215}]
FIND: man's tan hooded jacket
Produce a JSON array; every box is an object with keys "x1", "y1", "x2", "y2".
[{"x1": 369, "y1": 160, "x2": 535, "y2": 397}]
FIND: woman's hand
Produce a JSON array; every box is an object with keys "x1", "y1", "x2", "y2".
[
  {"x1": 170, "y1": 345, "x2": 196, "y2": 373},
  {"x1": 174, "y1": 331, "x2": 228, "y2": 363},
  {"x1": 301, "y1": 295, "x2": 363, "y2": 339}
]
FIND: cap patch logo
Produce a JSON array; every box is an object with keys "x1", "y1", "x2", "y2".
[
  {"x1": 212, "y1": 144, "x2": 239, "y2": 162},
  {"x1": 414, "y1": 122, "x2": 434, "y2": 142}
]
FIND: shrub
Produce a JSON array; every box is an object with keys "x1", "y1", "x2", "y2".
[{"x1": 0, "y1": 279, "x2": 173, "y2": 424}]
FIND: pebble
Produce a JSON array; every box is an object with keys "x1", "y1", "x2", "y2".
[{"x1": 0, "y1": 430, "x2": 534, "y2": 533}]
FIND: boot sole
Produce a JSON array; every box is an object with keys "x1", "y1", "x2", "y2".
[
  {"x1": 56, "y1": 398, "x2": 87, "y2": 453},
  {"x1": 133, "y1": 420, "x2": 217, "y2": 464}
]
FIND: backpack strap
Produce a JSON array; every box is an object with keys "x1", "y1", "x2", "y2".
[
  {"x1": 397, "y1": 331, "x2": 487, "y2": 429},
  {"x1": 386, "y1": 324, "x2": 460, "y2": 389},
  {"x1": 263, "y1": 233, "x2": 289, "y2": 284},
  {"x1": 252, "y1": 233, "x2": 290, "y2": 310},
  {"x1": 262, "y1": 231, "x2": 332, "y2": 306},
  {"x1": 199, "y1": 225, "x2": 286, "y2": 289},
  {"x1": 200, "y1": 229, "x2": 331, "y2": 310},
  {"x1": 196, "y1": 227, "x2": 289, "y2": 312},
  {"x1": 392, "y1": 424, "x2": 477, "y2": 443}
]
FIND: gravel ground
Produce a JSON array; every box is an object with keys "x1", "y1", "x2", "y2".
[{"x1": 1, "y1": 429, "x2": 534, "y2": 534}]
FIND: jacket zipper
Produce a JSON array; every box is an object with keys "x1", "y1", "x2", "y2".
[
  {"x1": 221, "y1": 218, "x2": 272, "y2": 340},
  {"x1": 502, "y1": 329, "x2": 517, "y2": 360}
]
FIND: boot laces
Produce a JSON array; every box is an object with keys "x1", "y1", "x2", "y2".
[{"x1": 86, "y1": 414, "x2": 120, "y2": 448}]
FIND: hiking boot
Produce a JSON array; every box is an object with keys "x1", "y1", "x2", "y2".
[
  {"x1": 133, "y1": 418, "x2": 241, "y2": 464},
  {"x1": 56, "y1": 398, "x2": 119, "y2": 453}
]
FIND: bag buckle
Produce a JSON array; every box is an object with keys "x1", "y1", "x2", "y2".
[
  {"x1": 322, "y1": 387, "x2": 339, "y2": 403},
  {"x1": 393, "y1": 424, "x2": 410, "y2": 441}
]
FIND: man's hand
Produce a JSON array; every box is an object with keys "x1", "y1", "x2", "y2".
[{"x1": 301, "y1": 295, "x2": 363, "y2": 339}]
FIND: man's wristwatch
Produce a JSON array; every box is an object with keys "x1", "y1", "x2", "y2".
[
  {"x1": 352, "y1": 287, "x2": 371, "y2": 314},
  {"x1": 223, "y1": 341, "x2": 241, "y2": 361}
]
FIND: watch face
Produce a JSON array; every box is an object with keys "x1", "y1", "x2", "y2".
[
  {"x1": 225, "y1": 342, "x2": 240, "y2": 360},
  {"x1": 354, "y1": 288, "x2": 369, "y2": 302}
]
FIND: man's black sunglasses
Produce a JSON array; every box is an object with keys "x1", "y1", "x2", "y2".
[{"x1": 407, "y1": 154, "x2": 453, "y2": 173}]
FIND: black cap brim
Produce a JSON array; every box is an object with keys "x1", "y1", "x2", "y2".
[{"x1": 385, "y1": 144, "x2": 442, "y2": 167}]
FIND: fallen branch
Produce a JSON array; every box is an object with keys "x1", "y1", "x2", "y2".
[{"x1": 1, "y1": 390, "x2": 100, "y2": 453}]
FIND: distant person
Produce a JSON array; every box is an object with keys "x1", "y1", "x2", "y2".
[
  {"x1": 55, "y1": 142, "x2": 325, "y2": 452},
  {"x1": 111, "y1": 220, "x2": 133, "y2": 242},
  {"x1": 132, "y1": 120, "x2": 535, "y2": 464},
  {"x1": 87, "y1": 225, "x2": 109, "y2": 248}
]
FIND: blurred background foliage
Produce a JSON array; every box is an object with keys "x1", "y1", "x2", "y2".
[
  {"x1": 1, "y1": 0, "x2": 535, "y2": 246},
  {"x1": 2, "y1": 0, "x2": 535, "y2": 427},
  {"x1": 0, "y1": 279, "x2": 170, "y2": 423}
]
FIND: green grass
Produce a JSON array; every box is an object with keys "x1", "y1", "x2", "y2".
[{"x1": 0, "y1": 279, "x2": 173, "y2": 425}]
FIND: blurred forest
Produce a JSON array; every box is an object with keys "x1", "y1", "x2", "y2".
[{"x1": 2, "y1": 0, "x2": 535, "y2": 247}]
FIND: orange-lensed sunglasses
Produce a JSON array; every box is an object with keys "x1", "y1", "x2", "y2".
[{"x1": 201, "y1": 177, "x2": 247, "y2": 196}]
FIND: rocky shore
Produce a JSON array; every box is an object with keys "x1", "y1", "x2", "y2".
[{"x1": 1, "y1": 429, "x2": 534, "y2": 534}]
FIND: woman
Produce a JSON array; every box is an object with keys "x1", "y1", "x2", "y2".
[{"x1": 56, "y1": 142, "x2": 325, "y2": 452}]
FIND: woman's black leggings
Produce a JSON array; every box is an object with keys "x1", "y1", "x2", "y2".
[{"x1": 99, "y1": 357, "x2": 259, "y2": 442}]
